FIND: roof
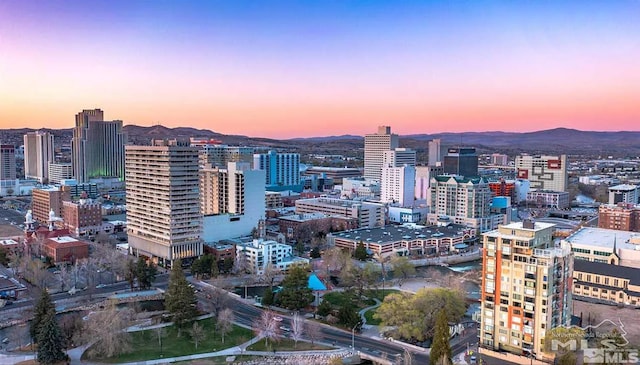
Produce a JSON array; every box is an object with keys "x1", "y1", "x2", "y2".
[
  {"x1": 500, "y1": 221, "x2": 556, "y2": 231},
  {"x1": 574, "y1": 260, "x2": 640, "y2": 286},
  {"x1": 330, "y1": 223, "x2": 471, "y2": 245},
  {"x1": 432, "y1": 175, "x2": 486, "y2": 184},
  {"x1": 609, "y1": 184, "x2": 638, "y2": 191},
  {"x1": 564, "y1": 227, "x2": 640, "y2": 250},
  {"x1": 44, "y1": 236, "x2": 89, "y2": 249},
  {"x1": 308, "y1": 273, "x2": 327, "y2": 291}
]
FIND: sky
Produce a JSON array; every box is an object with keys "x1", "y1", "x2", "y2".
[{"x1": 1, "y1": 1, "x2": 639, "y2": 139}]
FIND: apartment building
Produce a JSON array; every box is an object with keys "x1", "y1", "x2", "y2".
[
  {"x1": 31, "y1": 186, "x2": 70, "y2": 224},
  {"x1": 381, "y1": 164, "x2": 415, "y2": 207},
  {"x1": 598, "y1": 203, "x2": 640, "y2": 232},
  {"x1": 235, "y1": 239, "x2": 308, "y2": 275},
  {"x1": 295, "y1": 197, "x2": 385, "y2": 228},
  {"x1": 608, "y1": 184, "x2": 639, "y2": 205},
  {"x1": 125, "y1": 140, "x2": 202, "y2": 266},
  {"x1": 23, "y1": 131, "x2": 55, "y2": 183},
  {"x1": 480, "y1": 220, "x2": 573, "y2": 359},
  {"x1": 525, "y1": 191, "x2": 570, "y2": 209},
  {"x1": 253, "y1": 150, "x2": 301, "y2": 191},
  {"x1": 515, "y1": 154, "x2": 568, "y2": 192}
]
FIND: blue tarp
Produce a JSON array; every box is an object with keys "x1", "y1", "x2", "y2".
[{"x1": 308, "y1": 273, "x2": 327, "y2": 291}]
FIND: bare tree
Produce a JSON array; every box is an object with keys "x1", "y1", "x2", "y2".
[
  {"x1": 189, "y1": 322, "x2": 206, "y2": 349},
  {"x1": 58, "y1": 264, "x2": 73, "y2": 291},
  {"x1": 204, "y1": 287, "x2": 230, "y2": 317},
  {"x1": 306, "y1": 321, "x2": 323, "y2": 346},
  {"x1": 291, "y1": 312, "x2": 304, "y2": 348},
  {"x1": 83, "y1": 303, "x2": 133, "y2": 359},
  {"x1": 154, "y1": 326, "x2": 167, "y2": 349},
  {"x1": 216, "y1": 308, "x2": 234, "y2": 344},
  {"x1": 322, "y1": 247, "x2": 349, "y2": 277},
  {"x1": 261, "y1": 263, "x2": 281, "y2": 287},
  {"x1": 254, "y1": 310, "x2": 280, "y2": 347}
]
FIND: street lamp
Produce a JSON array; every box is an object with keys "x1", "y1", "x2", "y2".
[{"x1": 351, "y1": 323, "x2": 359, "y2": 350}]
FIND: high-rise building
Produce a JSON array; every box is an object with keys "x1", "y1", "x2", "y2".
[
  {"x1": 480, "y1": 220, "x2": 573, "y2": 359},
  {"x1": 194, "y1": 141, "x2": 255, "y2": 169},
  {"x1": 382, "y1": 148, "x2": 416, "y2": 168},
  {"x1": 48, "y1": 163, "x2": 73, "y2": 184},
  {"x1": 72, "y1": 109, "x2": 127, "y2": 182},
  {"x1": 414, "y1": 165, "x2": 444, "y2": 202},
  {"x1": 381, "y1": 164, "x2": 416, "y2": 207},
  {"x1": 0, "y1": 144, "x2": 17, "y2": 180},
  {"x1": 364, "y1": 126, "x2": 399, "y2": 182},
  {"x1": 31, "y1": 186, "x2": 71, "y2": 224},
  {"x1": 201, "y1": 162, "x2": 266, "y2": 242},
  {"x1": 125, "y1": 140, "x2": 202, "y2": 266},
  {"x1": 608, "y1": 184, "x2": 639, "y2": 205},
  {"x1": 24, "y1": 131, "x2": 55, "y2": 183},
  {"x1": 427, "y1": 175, "x2": 502, "y2": 232},
  {"x1": 515, "y1": 154, "x2": 568, "y2": 192},
  {"x1": 428, "y1": 139, "x2": 443, "y2": 166},
  {"x1": 490, "y1": 153, "x2": 509, "y2": 166},
  {"x1": 253, "y1": 151, "x2": 301, "y2": 191},
  {"x1": 443, "y1": 147, "x2": 478, "y2": 178}
]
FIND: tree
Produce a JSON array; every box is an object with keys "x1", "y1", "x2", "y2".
[
  {"x1": 165, "y1": 260, "x2": 197, "y2": 335},
  {"x1": 124, "y1": 259, "x2": 136, "y2": 290},
  {"x1": 291, "y1": 312, "x2": 304, "y2": 348},
  {"x1": 306, "y1": 321, "x2": 323, "y2": 345},
  {"x1": 338, "y1": 303, "x2": 361, "y2": 330},
  {"x1": 36, "y1": 309, "x2": 67, "y2": 365},
  {"x1": 203, "y1": 286, "x2": 230, "y2": 317},
  {"x1": 322, "y1": 247, "x2": 349, "y2": 276},
  {"x1": 262, "y1": 286, "x2": 274, "y2": 306},
  {"x1": 354, "y1": 241, "x2": 369, "y2": 261},
  {"x1": 339, "y1": 262, "x2": 379, "y2": 299},
  {"x1": 0, "y1": 246, "x2": 8, "y2": 266},
  {"x1": 154, "y1": 327, "x2": 167, "y2": 356},
  {"x1": 254, "y1": 310, "x2": 280, "y2": 347},
  {"x1": 83, "y1": 303, "x2": 133, "y2": 359},
  {"x1": 216, "y1": 308, "x2": 234, "y2": 344},
  {"x1": 310, "y1": 247, "x2": 321, "y2": 259},
  {"x1": 189, "y1": 322, "x2": 206, "y2": 349},
  {"x1": 391, "y1": 256, "x2": 416, "y2": 284},
  {"x1": 277, "y1": 263, "x2": 313, "y2": 310},
  {"x1": 31, "y1": 290, "x2": 55, "y2": 344},
  {"x1": 430, "y1": 308, "x2": 452, "y2": 365},
  {"x1": 136, "y1": 259, "x2": 157, "y2": 290},
  {"x1": 261, "y1": 263, "x2": 281, "y2": 286},
  {"x1": 317, "y1": 298, "x2": 333, "y2": 317}
]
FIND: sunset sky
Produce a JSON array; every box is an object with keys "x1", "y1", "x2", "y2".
[{"x1": 1, "y1": 1, "x2": 639, "y2": 138}]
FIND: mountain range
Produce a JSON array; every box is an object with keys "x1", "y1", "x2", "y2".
[{"x1": 1, "y1": 126, "x2": 638, "y2": 157}]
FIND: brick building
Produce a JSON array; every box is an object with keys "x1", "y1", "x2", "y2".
[
  {"x1": 278, "y1": 212, "x2": 358, "y2": 241},
  {"x1": 31, "y1": 186, "x2": 71, "y2": 224},
  {"x1": 598, "y1": 203, "x2": 640, "y2": 232},
  {"x1": 42, "y1": 235, "x2": 89, "y2": 263},
  {"x1": 63, "y1": 199, "x2": 103, "y2": 236}
]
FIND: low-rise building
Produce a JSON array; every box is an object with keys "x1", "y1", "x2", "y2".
[
  {"x1": 42, "y1": 235, "x2": 89, "y2": 263},
  {"x1": 608, "y1": 184, "x2": 639, "y2": 205},
  {"x1": 562, "y1": 227, "x2": 640, "y2": 268},
  {"x1": 525, "y1": 190, "x2": 570, "y2": 209},
  {"x1": 278, "y1": 212, "x2": 358, "y2": 241},
  {"x1": 63, "y1": 199, "x2": 103, "y2": 236},
  {"x1": 573, "y1": 260, "x2": 640, "y2": 306},
  {"x1": 327, "y1": 222, "x2": 475, "y2": 258},
  {"x1": 265, "y1": 191, "x2": 284, "y2": 209},
  {"x1": 235, "y1": 239, "x2": 308, "y2": 275},
  {"x1": 598, "y1": 203, "x2": 640, "y2": 232},
  {"x1": 295, "y1": 197, "x2": 385, "y2": 228}
]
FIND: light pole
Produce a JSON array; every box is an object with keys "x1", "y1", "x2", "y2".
[{"x1": 351, "y1": 323, "x2": 358, "y2": 350}]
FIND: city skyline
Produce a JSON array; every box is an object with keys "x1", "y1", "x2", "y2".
[{"x1": 1, "y1": 1, "x2": 640, "y2": 138}]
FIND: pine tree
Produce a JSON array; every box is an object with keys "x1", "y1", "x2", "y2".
[
  {"x1": 164, "y1": 260, "x2": 197, "y2": 335},
  {"x1": 262, "y1": 287, "x2": 274, "y2": 306},
  {"x1": 30, "y1": 290, "x2": 55, "y2": 344},
  {"x1": 354, "y1": 241, "x2": 368, "y2": 261},
  {"x1": 277, "y1": 264, "x2": 313, "y2": 310},
  {"x1": 430, "y1": 308, "x2": 452, "y2": 365},
  {"x1": 36, "y1": 309, "x2": 67, "y2": 364},
  {"x1": 136, "y1": 259, "x2": 157, "y2": 290}
]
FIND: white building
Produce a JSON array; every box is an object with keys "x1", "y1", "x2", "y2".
[
  {"x1": 235, "y1": 239, "x2": 308, "y2": 275},
  {"x1": 125, "y1": 140, "x2": 203, "y2": 266},
  {"x1": 562, "y1": 227, "x2": 640, "y2": 268},
  {"x1": 414, "y1": 165, "x2": 444, "y2": 203},
  {"x1": 382, "y1": 148, "x2": 416, "y2": 169},
  {"x1": 515, "y1": 154, "x2": 568, "y2": 192},
  {"x1": 23, "y1": 131, "x2": 55, "y2": 183},
  {"x1": 609, "y1": 184, "x2": 639, "y2": 205},
  {"x1": 381, "y1": 164, "x2": 415, "y2": 207},
  {"x1": 253, "y1": 150, "x2": 301, "y2": 190},
  {"x1": 428, "y1": 139, "x2": 442, "y2": 167},
  {"x1": 202, "y1": 162, "x2": 266, "y2": 243},
  {"x1": 341, "y1": 178, "x2": 380, "y2": 199},
  {"x1": 490, "y1": 153, "x2": 508, "y2": 166},
  {"x1": 526, "y1": 190, "x2": 570, "y2": 209},
  {"x1": 295, "y1": 197, "x2": 385, "y2": 228},
  {"x1": 48, "y1": 163, "x2": 73, "y2": 185},
  {"x1": 364, "y1": 126, "x2": 399, "y2": 182}
]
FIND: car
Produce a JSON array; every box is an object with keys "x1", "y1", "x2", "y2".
[
  {"x1": 96, "y1": 284, "x2": 107, "y2": 289},
  {"x1": 273, "y1": 316, "x2": 283, "y2": 322},
  {"x1": 470, "y1": 355, "x2": 477, "y2": 364},
  {"x1": 279, "y1": 326, "x2": 291, "y2": 332}
]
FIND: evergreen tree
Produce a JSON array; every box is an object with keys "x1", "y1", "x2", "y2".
[
  {"x1": 30, "y1": 290, "x2": 55, "y2": 344},
  {"x1": 36, "y1": 309, "x2": 67, "y2": 364},
  {"x1": 277, "y1": 264, "x2": 313, "y2": 310},
  {"x1": 262, "y1": 287, "x2": 274, "y2": 306},
  {"x1": 136, "y1": 259, "x2": 157, "y2": 290},
  {"x1": 310, "y1": 247, "x2": 321, "y2": 259},
  {"x1": 430, "y1": 308, "x2": 452, "y2": 365},
  {"x1": 338, "y1": 303, "x2": 361, "y2": 329},
  {"x1": 354, "y1": 241, "x2": 368, "y2": 261},
  {"x1": 317, "y1": 298, "x2": 333, "y2": 317},
  {"x1": 164, "y1": 260, "x2": 197, "y2": 335}
]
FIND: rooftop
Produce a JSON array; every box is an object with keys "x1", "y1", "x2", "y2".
[
  {"x1": 564, "y1": 227, "x2": 640, "y2": 250},
  {"x1": 609, "y1": 184, "x2": 638, "y2": 191},
  {"x1": 279, "y1": 212, "x2": 330, "y2": 222},
  {"x1": 330, "y1": 223, "x2": 471, "y2": 244},
  {"x1": 48, "y1": 236, "x2": 79, "y2": 244},
  {"x1": 575, "y1": 260, "x2": 640, "y2": 286},
  {"x1": 0, "y1": 239, "x2": 19, "y2": 246},
  {"x1": 501, "y1": 221, "x2": 556, "y2": 231}
]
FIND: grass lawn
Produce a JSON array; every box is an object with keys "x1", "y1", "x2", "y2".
[
  {"x1": 322, "y1": 291, "x2": 375, "y2": 310},
  {"x1": 365, "y1": 288, "x2": 402, "y2": 302},
  {"x1": 364, "y1": 308, "x2": 381, "y2": 325},
  {"x1": 247, "y1": 338, "x2": 333, "y2": 352},
  {"x1": 173, "y1": 355, "x2": 260, "y2": 364},
  {"x1": 82, "y1": 317, "x2": 253, "y2": 363}
]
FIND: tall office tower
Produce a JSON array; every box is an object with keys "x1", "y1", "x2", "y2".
[
  {"x1": 253, "y1": 150, "x2": 301, "y2": 190},
  {"x1": 480, "y1": 220, "x2": 573, "y2": 360},
  {"x1": 443, "y1": 147, "x2": 479, "y2": 178},
  {"x1": 414, "y1": 165, "x2": 444, "y2": 202},
  {"x1": 608, "y1": 184, "x2": 639, "y2": 205},
  {"x1": 381, "y1": 164, "x2": 416, "y2": 207},
  {"x1": 515, "y1": 154, "x2": 568, "y2": 192},
  {"x1": 24, "y1": 131, "x2": 55, "y2": 183},
  {"x1": 364, "y1": 126, "x2": 399, "y2": 182},
  {"x1": 428, "y1": 138, "x2": 443, "y2": 166},
  {"x1": 490, "y1": 153, "x2": 509, "y2": 166},
  {"x1": 382, "y1": 148, "x2": 416, "y2": 168},
  {"x1": 0, "y1": 144, "x2": 16, "y2": 180},
  {"x1": 125, "y1": 140, "x2": 202, "y2": 266},
  {"x1": 427, "y1": 176, "x2": 500, "y2": 232},
  {"x1": 201, "y1": 162, "x2": 266, "y2": 242},
  {"x1": 72, "y1": 109, "x2": 127, "y2": 182}
]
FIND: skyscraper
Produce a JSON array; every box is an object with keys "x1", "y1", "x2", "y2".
[
  {"x1": 71, "y1": 109, "x2": 127, "y2": 182},
  {"x1": 0, "y1": 144, "x2": 16, "y2": 180},
  {"x1": 364, "y1": 126, "x2": 399, "y2": 182},
  {"x1": 443, "y1": 147, "x2": 478, "y2": 178},
  {"x1": 253, "y1": 150, "x2": 301, "y2": 191},
  {"x1": 428, "y1": 138, "x2": 442, "y2": 166},
  {"x1": 24, "y1": 131, "x2": 55, "y2": 183},
  {"x1": 382, "y1": 148, "x2": 416, "y2": 168},
  {"x1": 125, "y1": 140, "x2": 202, "y2": 266},
  {"x1": 480, "y1": 220, "x2": 573, "y2": 359},
  {"x1": 381, "y1": 164, "x2": 416, "y2": 207},
  {"x1": 515, "y1": 154, "x2": 568, "y2": 192}
]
